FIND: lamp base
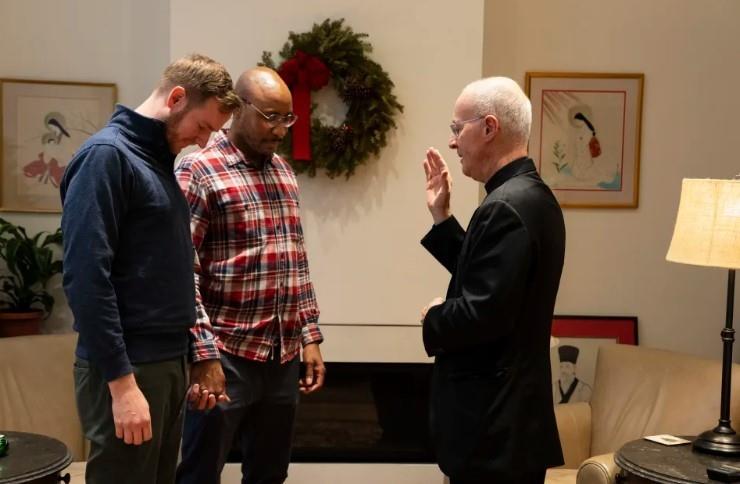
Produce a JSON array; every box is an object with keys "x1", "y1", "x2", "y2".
[{"x1": 693, "y1": 428, "x2": 740, "y2": 455}]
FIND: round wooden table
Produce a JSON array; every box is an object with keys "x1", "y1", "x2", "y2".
[
  {"x1": 0, "y1": 431, "x2": 72, "y2": 484},
  {"x1": 615, "y1": 436, "x2": 740, "y2": 483}
]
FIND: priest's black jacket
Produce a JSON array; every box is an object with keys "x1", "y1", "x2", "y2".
[{"x1": 421, "y1": 157, "x2": 566, "y2": 480}]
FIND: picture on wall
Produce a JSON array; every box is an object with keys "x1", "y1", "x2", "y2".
[
  {"x1": 0, "y1": 79, "x2": 117, "y2": 212},
  {"x1": 525, "y1": 72, "x2": 644, "y2": 208},
  {"x1": 550, "y1": 315, "x2": 638, "y2": 405}
]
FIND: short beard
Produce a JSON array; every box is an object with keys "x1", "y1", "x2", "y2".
[
  {"x1": 165, "y1": 106, "x2": 189, "y2": 152},
  {"x1": 230, "y1": 130, "x2": 272, "y2": 167}
]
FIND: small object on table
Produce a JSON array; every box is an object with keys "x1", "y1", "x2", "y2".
[
  {"x1": 707, "y1": 463, "x2": 740, "y2": 482},
  {"x1": 0, "y1": 434, "x2": 8, "y2": 456},
  {"x1": 644, "y1": 434, "x2": 691, "y2": 446}
]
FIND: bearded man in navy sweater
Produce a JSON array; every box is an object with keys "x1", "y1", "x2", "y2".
[{"x1": 60, "y1": 54, "x2": 240, "y2": 484}]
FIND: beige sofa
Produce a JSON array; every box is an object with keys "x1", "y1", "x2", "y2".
[
  {"x1": 2, "y1": 334, "x2": 739, "y2": 484},
  {"x1": 0, "y1": 333, "x2": 86, "y2": 481},
  {"x1": 545, "y1": 344, "x2": 740, "y2": 484}
]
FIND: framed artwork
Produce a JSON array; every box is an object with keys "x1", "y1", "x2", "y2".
[
  {"x1": 550, "y1": 315, "x2": 638, "y2": 405},
  {"x1": 525, "y1": 72, "x2": 644, "y2": 208},
  {"x1": 0, "y1": 79, "x2": 117, "y2": 212}
]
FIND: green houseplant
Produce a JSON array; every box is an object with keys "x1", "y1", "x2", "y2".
[{"x1": 0, "y1": 217, "x2": 63, "y2": 336}]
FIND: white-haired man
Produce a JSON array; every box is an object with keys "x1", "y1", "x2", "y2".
[{"x1": 420, "y1": 77, "x2": 566, "y2": 483}]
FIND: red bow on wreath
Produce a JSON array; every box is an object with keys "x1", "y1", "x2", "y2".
[{"x1": 278, "y1": 50, "x2": 330, "y2": 161}]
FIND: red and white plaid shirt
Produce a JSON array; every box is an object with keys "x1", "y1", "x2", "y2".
[{"x1": 176, "y1": 130, "x2": 322, "y2": 363}]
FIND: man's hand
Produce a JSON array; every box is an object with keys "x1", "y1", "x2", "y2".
[
  {"x1": 108, "y1": 373, "x2": 152, "y2": 445},
  {"x1": 300, "y1": 343, "x2": 325, "y2": 394},
  {"x1": 187, "y1": 359, "x2": 229, "y2": 411},
  {"x1": 421, "y1": 296, "x2": 445, "y2": 323},
  {"x1": 422, "y1": 148, "x2": 452, "y2": 224}
]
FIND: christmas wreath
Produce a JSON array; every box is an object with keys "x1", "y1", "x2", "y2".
[{"x1": 262, "y1": 18, "x2": 404, "y2": 178}]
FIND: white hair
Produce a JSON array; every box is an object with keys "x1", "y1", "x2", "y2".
[{"x1": 461, "y1": 77, "x2": 531, "y2": 145}]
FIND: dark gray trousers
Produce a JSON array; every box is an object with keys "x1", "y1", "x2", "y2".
[
  {"x1": 74, "y1": 357, "x2": 188, "y2": 484},
  {"x1": 176, "y1": 351, "x2": 300, "y2": 484}
]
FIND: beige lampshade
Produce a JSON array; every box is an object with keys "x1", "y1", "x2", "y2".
[{"x1": 666, "y1": 178, "x2": 740, "y2": 269}]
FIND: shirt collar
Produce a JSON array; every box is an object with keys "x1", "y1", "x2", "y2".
[
  {"x1": 214, "y1": 130, "x2": 277, "y2": 169},
  {"x1": 108, "y1": 104, "x2": 175, "y2": 166},
  {"x1": 484, "y1": 157, "x2": 536, "y2": 194}
]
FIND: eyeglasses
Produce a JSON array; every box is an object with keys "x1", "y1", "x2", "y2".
[
  {"x1": 240, "y1": 98, "x2": 298, "y2": 128},
  {"x1": 449, "y1": 115, "x2": 486, "y2": 138}
]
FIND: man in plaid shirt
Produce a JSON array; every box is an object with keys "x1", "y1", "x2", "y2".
[{"x1": 175, "y1": 67, "x2": 325, "y2": 484}]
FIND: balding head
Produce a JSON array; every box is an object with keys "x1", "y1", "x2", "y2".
[
  {"x1": 459, "y1": 77, "x2": 531, "y2": 147},
  {"x1": 235, "y1": 67, "x2": 291, "y2": 106}
]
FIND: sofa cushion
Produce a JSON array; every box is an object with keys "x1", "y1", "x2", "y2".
[
  {"x1": 590, "y1": 344, "x2": 740, "y2": 456},
  {"x1": 545, "y1": 468, "x2": 577, "y2": 483},
  {"x1": 0, "y1": 333, "x2": 85, "y2": 460}
]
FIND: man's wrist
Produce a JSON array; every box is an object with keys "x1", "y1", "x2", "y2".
[
  {"x1": 107, "y1": 372, "x2": 138, "y2": 399},
  {"x1": 191, "y1": 341, "x2": 220, "y2": 362},
  {"x1": 432, "y1": 212, "x2": 451, "y2": 225}
]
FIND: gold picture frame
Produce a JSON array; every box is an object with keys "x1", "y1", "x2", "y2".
[
  {"x1": 525, "y1": 72, "x2": 644, "y2": 208},
  {"x1": 0, "y1": 79, "x2": 117, "y2": 212}
]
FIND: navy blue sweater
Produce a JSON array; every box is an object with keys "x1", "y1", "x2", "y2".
[{"x1": 60, "y1": 105, "x2": 196, "y2": 381}]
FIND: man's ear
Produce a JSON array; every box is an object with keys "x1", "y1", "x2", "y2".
[
  {"x1": 166, "y1": 86, "x2": 187, "y2": 111},
  {"x1": 484, "y1": 115, "x2": 499, "y2": 137}
]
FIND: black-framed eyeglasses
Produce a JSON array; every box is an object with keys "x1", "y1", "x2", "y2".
[
  {"x1": 450, "y1": 115, "x2": 486, "y2": 138},
  {"x1": 240, "y1": 97, "x2": 298, "y2": 128}
]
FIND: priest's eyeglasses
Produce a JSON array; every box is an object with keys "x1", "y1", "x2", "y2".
[{"x1": 450, "y1": 115, "x2": 486, "y2": 138}]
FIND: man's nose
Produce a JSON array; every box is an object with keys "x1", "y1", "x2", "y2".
[
  {"x1": 449, "y1": 136, "x2": 458, "y2": 150},
  {"x1": 273, "y1": 125, "x2": 288, "y2": 138}
]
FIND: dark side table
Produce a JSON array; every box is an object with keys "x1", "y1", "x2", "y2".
[
  {"x1": 615, "y1": 436, "x2": 740, "y2": 483},
  {"x1": 0, "y1": 431, "x2": 72, "y2": 484}
]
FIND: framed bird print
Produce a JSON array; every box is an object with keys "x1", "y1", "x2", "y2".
[
  {"x1": 525, "y1": 72, "x2": 644, "y2": 208},
  {"x1": 0, "y1": 79, "x2": 116, "y2": 212}
]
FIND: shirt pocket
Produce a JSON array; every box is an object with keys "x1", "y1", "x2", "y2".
[
  {"x1": 280, "y1": 197, "x2": 305, "y2": 243},
  {"x1": 218, "y1": 196, "x2": 266, "y2": 250}
]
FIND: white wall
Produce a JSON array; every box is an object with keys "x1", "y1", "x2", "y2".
[
  {"x1": 5, "y1": 0, "x2": 738, "y2": 363},
  {"x1": 484, "y1": 0, "x2": 740, "y2": 359},
  {"x1": 0, "y1": 0, "x2": 170, "y2": 331},
  {"x1": 171, "y1": 0, "x2": 484, "y2": 356}
]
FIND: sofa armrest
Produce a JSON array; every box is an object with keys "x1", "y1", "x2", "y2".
[
  {"x1": 576, "y1": 453, "x2": 619, "y2": 484},
  {"x1": 554, "y1": 402, "x2": 592, "y2": 469}
]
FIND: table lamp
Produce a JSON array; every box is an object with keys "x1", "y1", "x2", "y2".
[{"x1": 666, "y1": 177, "x2": 740, "y2": 454}]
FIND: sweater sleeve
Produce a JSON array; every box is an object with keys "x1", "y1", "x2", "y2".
[{"x1": 61, "y1": 144, "x2": 132, "y2": 381}]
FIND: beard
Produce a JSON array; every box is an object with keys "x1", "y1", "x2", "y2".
[
  {"x1": 231, "y1": 130, "x2": 274, "y2": 167},
  {"x1": 164, "y1": 107, "x2": 187, "y2": 154}
]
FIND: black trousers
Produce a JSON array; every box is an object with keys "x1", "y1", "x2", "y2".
[
  {"x1": 74, "y1": 356, "x2": 188, "y2": 484},
  {"x1": 450, "y1": 469, "x2": 546, "y2": 484},
  {"x1": 176, "y1": 350, "x2": 300, "y2": 484}
]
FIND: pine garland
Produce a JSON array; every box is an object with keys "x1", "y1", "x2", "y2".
[{"x1": 262, "y1": 18, "x2": 404, "y2": 178}]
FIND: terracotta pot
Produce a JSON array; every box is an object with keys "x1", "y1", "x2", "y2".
[{"x1": 0, "y1": 310, "x2": 44, "y2": 337}]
